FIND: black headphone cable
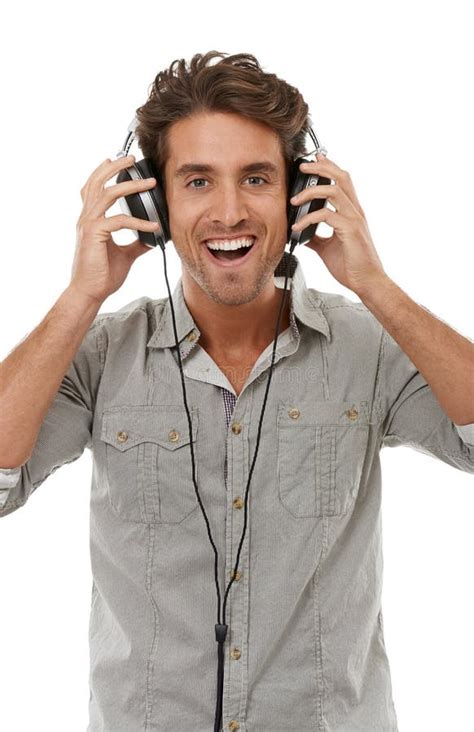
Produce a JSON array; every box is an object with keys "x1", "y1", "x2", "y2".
[{"x1": 159, "y1": 238, "x2": 297, "y2": 731}]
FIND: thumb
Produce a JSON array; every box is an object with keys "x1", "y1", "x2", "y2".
[
  {"x1": 123, "y1": 239, "x2": 152, "y2": 260},
  {"x1": 310, "y1": 232, "x2": 335, "y2": 249}
]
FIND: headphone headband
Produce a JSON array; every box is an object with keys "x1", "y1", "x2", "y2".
[{"x1": 116, "y1": 117, "x2": 137, "y2": 158}]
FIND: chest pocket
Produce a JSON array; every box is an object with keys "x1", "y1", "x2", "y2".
[
  {"x1": 101, "y1": 405, "x2": 199, "y2": 524},
  {"x1": 277, "y1": 400, "x2": 370, "y2": 518}
]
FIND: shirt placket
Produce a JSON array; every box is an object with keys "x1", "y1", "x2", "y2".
[{"x1": 222, "y1": 395, "x2": 251, "y2": 729}]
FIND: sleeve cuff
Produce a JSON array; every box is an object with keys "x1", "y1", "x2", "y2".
[
  {"x1": 454, "y1": 422, "x2": 474, "y2": 446},
  {"x1": 0, "y1": 466, "x2": 22, "y2": 496},
  {"x1": 0, "y1": 466, "x2": 22, "y2": 509}
]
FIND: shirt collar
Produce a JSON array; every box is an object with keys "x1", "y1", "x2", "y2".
[{"x1": 146, "y1": 249, "x2": 331, "y2": 352}]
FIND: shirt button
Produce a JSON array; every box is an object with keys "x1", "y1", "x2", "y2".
[
  {"x1": 231, "y1": 421, "x2": 242, "y2": 435},
  {"x1": 230, "y1": 569, "x2": 242, "y2": 581},
  {"x1": 116, "y1": 431, "x2": 128, "y2": 443},
  {"x1": 288, "y1": 407, "x2": 300, "y2": 419},
  {"x1": 228, "y1": 721, "x2": 240, "y2": 730},
  {"x1": 346, "y1": 408, "x2": 359, "y2": 421},
  {"x1": 186, "y1": 330, "x2": 197, "y2": 341},
  {"x1": 233, "y1": 496, "x2": 244, "y2": 510},
  {"x1": 168, "y1": 429, "x2": 180, "y2": 442},
  {"x1": 230, "y1": 647, "x2": 241, "y2": 660}
]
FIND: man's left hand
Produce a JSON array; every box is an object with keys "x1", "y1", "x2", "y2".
[{"x1": 289, "y1": 153, "x2": 387, "y2": 295}]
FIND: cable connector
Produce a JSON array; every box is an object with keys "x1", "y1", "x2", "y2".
[{"x1": 215, "y1": 623, "x2": 228, "y2": 643}]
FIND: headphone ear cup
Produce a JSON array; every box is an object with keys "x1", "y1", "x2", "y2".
[
  {"x1": 287, "y1": 156, "x2": 310, "y2": 241},
  {"x1": 287, "y1": 156, "x2": 331, "y2": 245},
  {"x1": 116, "y1": 158, "x2": 170, "y2": 249}
]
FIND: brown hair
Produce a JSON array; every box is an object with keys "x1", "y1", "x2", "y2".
[{"x1": 134, "y1": 50, "x2": 312, "y2": 195}]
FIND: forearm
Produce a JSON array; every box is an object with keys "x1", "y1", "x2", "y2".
[
  {"x1": 357, "y1": 275, "x2": 474, "y2": 425},
  {"x1": 0, "y1": 285, "x2": 102, "y2": 467}
]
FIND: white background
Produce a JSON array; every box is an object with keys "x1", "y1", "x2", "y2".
[{"x1": 1, "y1": 1, "x2": 473, "y2": 730}]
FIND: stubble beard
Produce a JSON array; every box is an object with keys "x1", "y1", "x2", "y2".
[{"x1": 178, "y1": 241, "x2": 286, "y2": 307}]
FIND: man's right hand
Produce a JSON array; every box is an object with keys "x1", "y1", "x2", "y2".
[{"x1": 70, "y1": 155, "x2": 161, "y2": 305}]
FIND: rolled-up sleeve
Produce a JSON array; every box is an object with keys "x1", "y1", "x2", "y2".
[
  {"x1": 0, "y1": 467, "x2": 22, "y2": 510},
  {"x1": 377, "y1": 327, "x2": 474, "y2": 472},
  {"x1": 453, "y1": 421, "x2": 474, "y2": 445},
  {"x1": 0, "y1": 319, "x2": 104, "y2": 517}
]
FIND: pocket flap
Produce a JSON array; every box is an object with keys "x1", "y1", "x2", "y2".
[
  {"x1": 101, "y1": 405, "x2": 199, "y2": 452},
  {"x1": 278, "y1": 399, "x2": 371, "y2": 427}
]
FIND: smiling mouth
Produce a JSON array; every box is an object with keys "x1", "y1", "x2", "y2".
[{"x1": 205, "y1": 237, "x2": 256, "y2": 262}]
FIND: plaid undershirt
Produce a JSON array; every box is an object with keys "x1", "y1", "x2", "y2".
[{"x1": 221, "y1": 388, "x2": 237, "y2": 487}]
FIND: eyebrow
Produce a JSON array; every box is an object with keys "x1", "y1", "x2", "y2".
[{"x1": 174, "y1": 161, "x2": 280, "y2": 179}]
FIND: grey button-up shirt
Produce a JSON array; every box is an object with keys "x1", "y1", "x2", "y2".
[{"x1": 1, "y1": 250, "x2": 473, "y2": 731}]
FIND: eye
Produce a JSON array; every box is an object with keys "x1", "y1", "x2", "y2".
[
  {"x1": 186, "y1": 176, "x2": 268, "y2": 189},
  {"x1": 188, "y1": 178, "x2": 207, "y2": 189}
]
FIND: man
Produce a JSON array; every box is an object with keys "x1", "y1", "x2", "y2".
[{"x1": 0, "y1": 51, "x2": 473, "y2": 731}]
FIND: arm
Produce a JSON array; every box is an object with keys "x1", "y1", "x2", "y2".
[
  {"x1": 0, "y1": 298, "x2": 105, "y2": 517},
  {"x1": 0, "y1": 154, "x2": 158, "y2": 513},
  {"x1": 289, "y1": 152, "x2": 473, "y2": 458},
  {"x1": 0, "y1": 285, "x2": 102, "y2": 467},
  {"x1": 0, "y1": 152, "x2": 160, "y2": 468},
  {"x1": 357, "y1": 274, "x2": 474, "y2": 426}
]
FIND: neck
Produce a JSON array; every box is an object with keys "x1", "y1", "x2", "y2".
[{"x1": 181, "y1": 275, "x2": 292, "y2": 358}]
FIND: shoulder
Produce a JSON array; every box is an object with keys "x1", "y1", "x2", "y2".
[
  {"x1": 87, "y1": 294, "x2": 168, "y2": 346},
  {"x1": 307, "y1": 287, "x2": 383, "y2": 344},
  {"x1": 94, "y1": 294, "x2": 166, "y2": 324}
]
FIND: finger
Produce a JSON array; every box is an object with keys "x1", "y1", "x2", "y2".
[
  {"x1": 99, "y1": 213, "x2": 161, "y2": 234},
  {"x1": 299, "y1": 160, "x2": 365, "y2": 217},
  {"x1": 121, "y1": 239, "x2": 153, "y2": 259},
  {"x1": 81, "y1": 155, "x2": 136, "y2": 201},
  {"x1": 88, "y1": 176, "x2": 158, "y2": 218},
  {"x1": 300, "y1": 154, "x2": 344, "y2": 178},
  {"x1": 290, "y1": 184, "x2": 354, "y2": 218},
  {"x1": 291, "y1": 205, "x2": 342, "y2": 233},
  {"x1": 97, "y1": 155, "x2": 137, "y2": 186}
]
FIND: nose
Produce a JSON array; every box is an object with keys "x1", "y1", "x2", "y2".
[{"x1": 210, "y1": 182, "x2": 250, "y2": 228}]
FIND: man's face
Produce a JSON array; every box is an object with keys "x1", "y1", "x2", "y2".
[{"x1": 163, "y1": 111, "x2": 289, "y2": 306}]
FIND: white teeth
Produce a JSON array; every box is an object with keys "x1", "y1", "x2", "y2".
[{"x1": 206, "y1": 237, "x2": 255, "y2": 251}]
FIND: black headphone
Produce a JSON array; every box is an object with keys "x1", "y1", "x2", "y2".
[
  {"x1": 115, "y1": 116, "x2": 330, "y2": 250},
  {"x1": 114, "y1": 115, "x2": 329, "y2": 731}
]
